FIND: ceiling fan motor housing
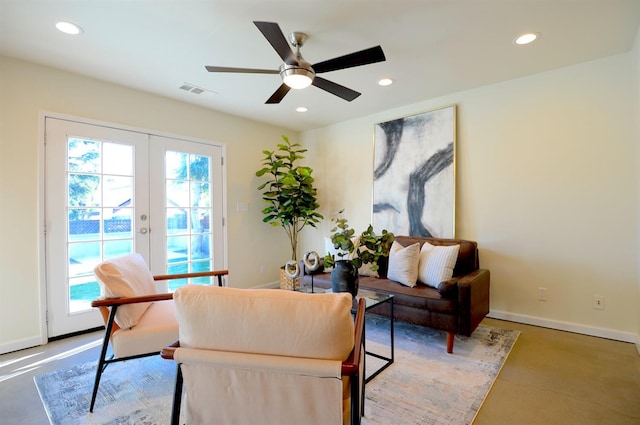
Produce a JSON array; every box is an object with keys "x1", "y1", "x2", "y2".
[{"x1": 280, "y1": 32, "x2": 314, "y2": 89}]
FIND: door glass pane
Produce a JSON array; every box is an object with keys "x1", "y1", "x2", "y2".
[
  {"x1": 66, "y1": 138, "x2": 134, "y2": 313},
  {"x1": 167, "y1": 180, "x2": 188, "y2": 207},
  {"x1": 165, "y1": 150, "x2": 213, "y2": 290},
  {"x1": 167, "y1": 208, "x2": 188, "y2": 235},
  {"x1": 103, "y1": 143, "x2": 133, "y2": 175}
]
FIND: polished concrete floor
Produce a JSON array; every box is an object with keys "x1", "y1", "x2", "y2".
[
  {"x1": 1, "y1": 318, "x2": 638, "y2": 424},
  {"x1": 475, "y1": 318, "x2": 640, "y2": 425}
]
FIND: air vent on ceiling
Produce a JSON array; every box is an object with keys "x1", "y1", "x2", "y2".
[{"x1": 179, "y1": 83, "x2": 214, "y2": 95}]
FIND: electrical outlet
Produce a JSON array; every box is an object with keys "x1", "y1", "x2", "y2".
[
  {"x1": 260, "y1": 264, "x2": 265, "y2": 274},
  {"x1": 538, "y1": 287, "x2": 547, "y2": 301},
  {"x1": 594, "y1": 295, "x2": 605, "y2": 310}
]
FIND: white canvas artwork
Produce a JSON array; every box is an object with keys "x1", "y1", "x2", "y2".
[{"x1": 373, "y1": 105, "x2": 456, "y2": 238}]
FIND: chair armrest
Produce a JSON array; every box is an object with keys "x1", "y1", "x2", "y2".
[
  {"x1": 342, "y1": 298, "x2": 365, "y2": 376},
  {"x1": 153, "y1": 269, "x2": 229, "y2": 281},
  {"x1": 91, "y1": 270, "x2": 230, "y2": 308},
  {"x1": 91, "y1": 292, "x2": 173, "y2": 308},
  {"x1": 161, "y1": 340, "x2": 180, "y2": 360}
]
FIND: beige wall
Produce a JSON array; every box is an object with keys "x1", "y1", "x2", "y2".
[
  {"x1": 0, "y1": 56, "x2": 295, "y2": 353},
  {"x1": 300, "y1": 52, "x2": 639, "y2": 342},
  {"x1": 2, "y1": 44, "x2": 639, "y2": 352}
]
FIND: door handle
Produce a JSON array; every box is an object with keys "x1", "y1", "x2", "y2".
[{"x1": 139, "y1": 227, "x2": 149, "y2": 234}]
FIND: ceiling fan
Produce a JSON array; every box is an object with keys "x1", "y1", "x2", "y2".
[{"x1": 205, "y1": 21, "x2": 386, "y2": 104}]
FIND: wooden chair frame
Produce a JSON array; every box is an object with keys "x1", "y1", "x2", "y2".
[
  {"x1": 161, "y1": 298, "x2": 366, "y2": 425},
  {"x1": 89, "y1": 270, "x2": 228, "y2": 412}
]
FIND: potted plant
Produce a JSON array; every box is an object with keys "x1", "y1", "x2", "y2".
[
  {"x1": 323, "y1": 211, "x2": 394, "y2": 295},
  {"x1": 256, "y1": 135, "x2": 323, "y2": 289}
]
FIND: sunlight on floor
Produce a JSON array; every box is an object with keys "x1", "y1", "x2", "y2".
[{"x1": 0, "y1": 338, "x2": 101, "y2": 383}]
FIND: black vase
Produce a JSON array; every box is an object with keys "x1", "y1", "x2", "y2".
[{"x1": 331, "y1": 260, "x2": 359, "y2": 296}]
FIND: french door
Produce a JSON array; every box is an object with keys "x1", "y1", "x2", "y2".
[{"x1": 44, "y1": 117, "x2": 224, "y2": 337}]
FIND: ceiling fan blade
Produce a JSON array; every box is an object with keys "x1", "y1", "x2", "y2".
[
  {"x1": 312, "y1": 77, "x2": 361, "y2": 101},
  {"x1": 205, "y1": 65, "x2": 279, "y2": 74},
  {"x1": 266, "y1": 84, "x2": 292, "y2": 104},
  {"x1": 312, "y1": 46, "x2": 386, "y2": 74},
  {"x1": 254, "y1": 21, "x2": 297, "y2": 65}
]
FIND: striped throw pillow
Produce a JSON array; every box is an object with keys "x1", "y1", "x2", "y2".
[{"x1": 418, "y1": 242, "x2": 459, "y2": 287}]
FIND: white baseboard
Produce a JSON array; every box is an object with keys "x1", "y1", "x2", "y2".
[
  {"x1": 0, "y1": 336, "x2": 45, "y2": 356},
  {"x1": 250, "y1": 281, "x2": 280, "y2": 289},
  {"x1": 488, "y1": 309, "x2": 637, "y2": 344}
]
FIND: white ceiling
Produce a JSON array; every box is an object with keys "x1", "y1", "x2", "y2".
[{"x1": 1, "y1": 1, "x2": 639, "y2": 131}]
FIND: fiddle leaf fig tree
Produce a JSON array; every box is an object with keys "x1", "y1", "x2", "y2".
[{"x1": 256, "y1": 135, "x2": 323, "y2": 261}]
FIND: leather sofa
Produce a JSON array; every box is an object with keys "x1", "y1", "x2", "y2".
[{"x1": 301, "y1": 236, "x2": 490, "y2": 353}]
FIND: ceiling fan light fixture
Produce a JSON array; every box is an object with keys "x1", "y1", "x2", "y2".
[
  {"x1": 283, "y1": 73, "x2": 313, "y2": 89},
  {"x1": 280, "y1": 63, "x2": 315, "y2": 89}
]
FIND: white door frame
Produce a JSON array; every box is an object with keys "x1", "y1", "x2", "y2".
[{"x1": 38, "y1": 111, "x2": 228, "y2": 341}]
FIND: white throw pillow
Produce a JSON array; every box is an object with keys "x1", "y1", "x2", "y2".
[
  {"x1": 418, "y1": 242, "x2": 460, "y2": 287},
  {"x1": 94, "y1": 253, "x2": 157, "y2": 329},
  {"x1": 386, "y1": 241, "x2": 420, "y2": 287}
]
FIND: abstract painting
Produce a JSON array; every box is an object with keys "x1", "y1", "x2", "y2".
[{"x1": 373, "y1": 105, "x2": 455, "y2": 238}]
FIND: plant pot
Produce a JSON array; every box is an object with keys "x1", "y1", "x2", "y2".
[{"x1": 331, "y1": 260, "x2": 359, "y2": 296}]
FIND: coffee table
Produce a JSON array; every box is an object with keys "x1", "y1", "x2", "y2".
[
  {"x1": 354, "y1": 289, "x2": 395, "y2": 383},
  {"x1": 296, "y1": 286, "x2": 394, "y2": 417},
  {"x1": 297, "y1": 286, "x2": 395, "y2": 383}
]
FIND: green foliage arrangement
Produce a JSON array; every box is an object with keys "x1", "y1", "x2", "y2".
[
  {"x1": 256, "y1": 135, "x2": 323, "y2": 261},
  {"x1": 323, "y1": 210, "x2": 394, "y2": 270}
]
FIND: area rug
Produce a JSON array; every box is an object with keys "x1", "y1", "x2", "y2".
[
  {"x1": 35, "y1": 319, "x2": 519, "y2": 425},
  {"x1": 362, "y1": 317, "x2": 519, "y2": 425}
]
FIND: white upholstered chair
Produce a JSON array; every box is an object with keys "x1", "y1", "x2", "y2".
[
  {"x1": 90, "y1": 253, "x2": 228, "y2": 412},
  {"x1": 162, "y1": 285, "x2": 365, "y2": 425}
]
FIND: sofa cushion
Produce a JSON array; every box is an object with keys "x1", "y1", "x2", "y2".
[
  {"x1": 387, "y1": 241, "x2": 420, "y2": 287},
  {"x1": 418, "y1": 242, "x2": 460, "y2": 287},
  {"x1": 111, "y1": 299, "x2": 178, "y2": 358},
  {"x1": 94, "y1": 253, "x2": 156, "y2": 329},
  {"x1": 358, "y1": 276, "x2": 456, "y2": 314}
]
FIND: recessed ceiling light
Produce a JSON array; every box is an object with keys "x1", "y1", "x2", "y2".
[
  {"x1": 514, "y1": 32, "x2": 539, "y2": 45},
  {"x1": 56, "y1": 21, "x2": 83, "y2": 35},
  {"x1": 296, "y1": 107, "x2": 308, "y2": 113},
  {"x1": 378, "y1": 78, "x2": 393, "y2": 86}
]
